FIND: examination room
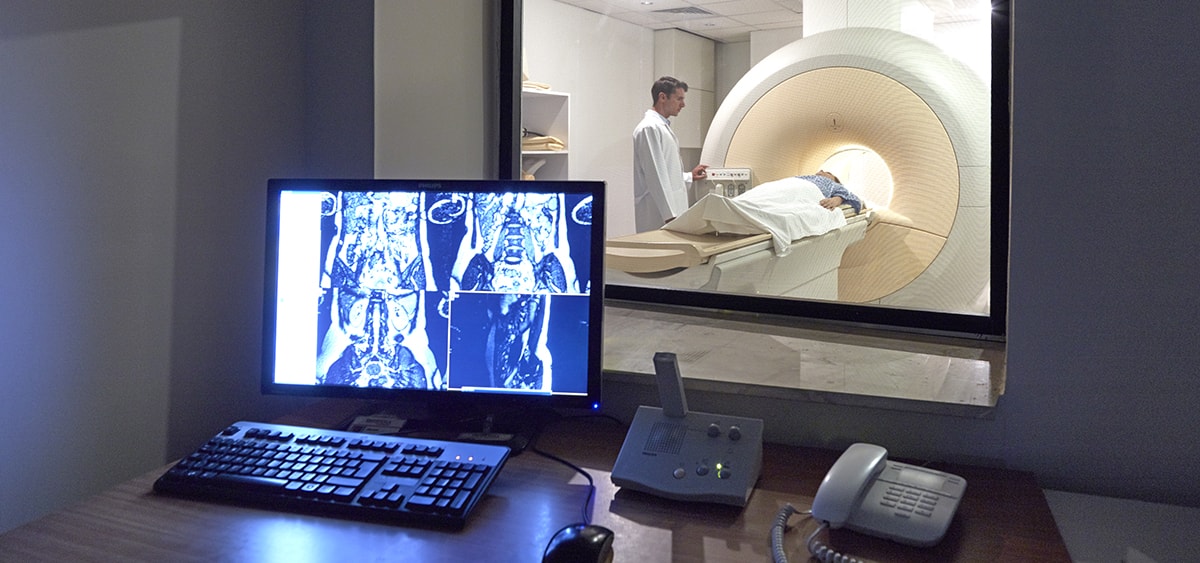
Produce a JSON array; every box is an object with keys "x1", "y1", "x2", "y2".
[
  {"x1": 2, "y1": 1, "x2": 1199, "y2": 562},
  {"x1": 524, "y1": 0, "x2": 992, "y2": 317}
]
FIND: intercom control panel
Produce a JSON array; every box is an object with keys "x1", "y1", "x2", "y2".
[{"x1": 611, "y1": 405, "x2": 764, "y2": 507}]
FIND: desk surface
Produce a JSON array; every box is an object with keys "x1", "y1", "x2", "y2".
[{"x1": 0, "y1": 400, "x2": 1069, "y2": 562}]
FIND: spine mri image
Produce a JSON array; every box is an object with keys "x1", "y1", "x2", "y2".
[{"x1": 314, "y1": 189, "x2": 593, "y2": 395}]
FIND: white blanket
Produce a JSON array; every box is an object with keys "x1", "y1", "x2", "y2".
[{"x1": 663, "y1": 177, "x2": 848, "y2": 255}]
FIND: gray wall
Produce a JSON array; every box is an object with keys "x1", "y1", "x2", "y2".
[
  {"x1": 2, "y1": 0, "x2": 1198, "y2": 535},
  {"x1": 1004, "y1": 1, "x2": 1199, "y2": 503},
  {"x1": 0, "y1": 0, "x2": 374, "y2": 532},
  {"x1": 0, "y1": 4, "x2": 181, "y2": 533},
  {"x1": 374, "y1": 1, "x2": 493, "y2": 179}
]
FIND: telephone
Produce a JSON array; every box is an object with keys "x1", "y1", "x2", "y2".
[{"x1": 770, "y1": 443, "x2": 966, "y2": 563}]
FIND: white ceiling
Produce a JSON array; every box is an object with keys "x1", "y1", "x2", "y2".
[{"x1": 549, "y1": 0, "x2": 988, "y2": 43}]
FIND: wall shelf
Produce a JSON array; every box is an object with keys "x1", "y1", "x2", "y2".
[{"x1": 521, "y1": 89, "x2": 569, "y2": 179}]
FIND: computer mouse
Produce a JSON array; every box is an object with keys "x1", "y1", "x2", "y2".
[{"x1": 542, "y1": 523, "x2": 615, "y2": 563}]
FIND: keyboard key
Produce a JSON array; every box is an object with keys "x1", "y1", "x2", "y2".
[
  {"x1": 208, "y1": 473, "x2": 289, "y2": 491},
  {"x1": 325, "y1": 475, "x2": 365, "y2": 489},
  {"x1": 406, "y1": 495, "x2": 439, "y2": 511}
]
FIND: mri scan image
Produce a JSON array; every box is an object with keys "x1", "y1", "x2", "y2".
[
  {"x1": 312, "y1": 189, "x2": 592, "y2": 393},
  {"x1": 315, "y1": 191, "x2": 441, "y2": 389}
]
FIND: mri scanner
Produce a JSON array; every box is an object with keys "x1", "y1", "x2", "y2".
[{"x1": 605, "y1": 25, "x2": 992, "y2": 314}]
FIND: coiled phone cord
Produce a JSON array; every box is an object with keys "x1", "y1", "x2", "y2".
[
  {"x1": 771, "y1": 503, "x2": 864, "y2": 563},
  {"x1": 770, "y1": 503, "x2": 800, "y2": 563}
]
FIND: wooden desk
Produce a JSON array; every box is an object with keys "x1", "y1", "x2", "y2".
[{"x1": 0, "y1": 400, "x2": 1069, "y2": 562}]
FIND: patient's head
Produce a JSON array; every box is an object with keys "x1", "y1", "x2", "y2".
[{"x1": 816, "y1": 170, "x2": 842, "y2": 184}]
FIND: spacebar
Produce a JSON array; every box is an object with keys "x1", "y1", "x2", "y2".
[{"x1": 207, "y1": 473, "x2": 289, "y2": 491}]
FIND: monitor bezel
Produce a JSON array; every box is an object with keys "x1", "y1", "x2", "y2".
[{"x1": 261, "y1": 178, "x2": 606, "y2": 413}]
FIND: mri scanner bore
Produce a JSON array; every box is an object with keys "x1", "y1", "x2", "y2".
[{"x1": 606, "y1": 25, "x2": 992, "y2": 318}]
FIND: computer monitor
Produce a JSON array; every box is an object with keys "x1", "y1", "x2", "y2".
[{"x1": 261, "y1": 178, "x2": 605, "y2": 422}]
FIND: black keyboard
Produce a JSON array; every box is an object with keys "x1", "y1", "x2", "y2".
[{"x1": 153, "y1": 421, "x2": 511, "y2": 528}]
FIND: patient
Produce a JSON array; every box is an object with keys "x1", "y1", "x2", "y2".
[{"x1": 801, "y1": 171, "x2": 864, "y2": 214}]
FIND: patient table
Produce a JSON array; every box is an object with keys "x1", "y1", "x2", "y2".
[{"x1": 606, "y1": 210, "x2": 871, "y2": 300}]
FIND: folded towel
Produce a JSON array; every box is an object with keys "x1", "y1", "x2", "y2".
[{"x1": 521, "y1": 135, "x2": 565, "y2": 151}]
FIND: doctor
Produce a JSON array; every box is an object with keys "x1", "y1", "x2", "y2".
[{"x1": 633, "y1": 76, "x2": 708, "y2": 232}]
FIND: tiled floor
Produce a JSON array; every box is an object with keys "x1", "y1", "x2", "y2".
[{"x1": 602, "y1": 303, "x2": 1005, "y2": 412}]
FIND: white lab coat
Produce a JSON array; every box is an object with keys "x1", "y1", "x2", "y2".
[{"x1": 633, "y1": 109, "x2": 692, "y2": 233}]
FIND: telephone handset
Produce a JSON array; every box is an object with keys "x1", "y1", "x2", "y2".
[
  {"x1": 813, "y1": 443, "x2": 966, "y2": 546},
  {"x1": 770, "y1": 443, "x2": 967, "y2": 563}
]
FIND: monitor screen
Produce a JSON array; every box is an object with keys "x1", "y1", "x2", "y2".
[{"x1": 262, "y1": 178, "x2": 605, "y2": 413}]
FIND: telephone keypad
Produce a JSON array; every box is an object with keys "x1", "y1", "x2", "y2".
[
  {"x1": 822, "y1": 455, "x2": 965, "y2": 547},
  {"x1": 882, "y1": 484, "x2": 940, "y2": 518}
]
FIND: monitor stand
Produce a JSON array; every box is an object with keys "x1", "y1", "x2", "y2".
[{"x1": 341, "y1": 399, "x2": 553, "y2": 454}]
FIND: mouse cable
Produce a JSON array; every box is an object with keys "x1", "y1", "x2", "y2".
[
  {"x1": 770, "y1": 503, "x2": 864, "y2": 563},
  {"x1": 528, "y1": 412, "x2": 625, "y2": 525},
  {"x1": 531, "y1": 443, "x2": 596, "y2": 525},
  {"x1": 527, "y1": 412, "x2": 613, "y2": 526}
]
